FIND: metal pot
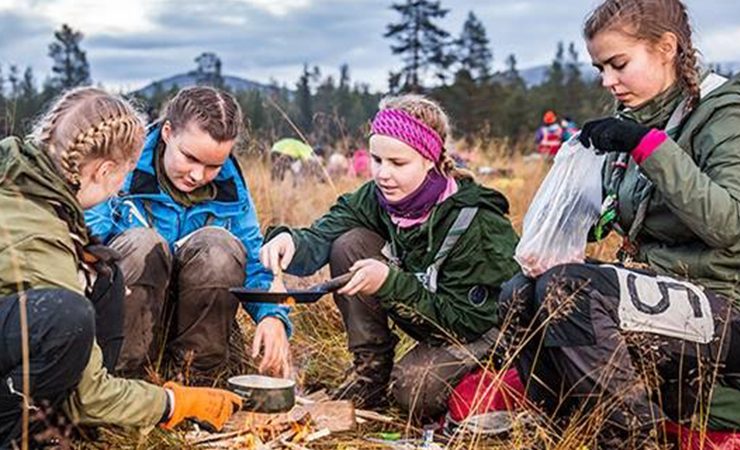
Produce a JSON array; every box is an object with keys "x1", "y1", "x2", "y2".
[{"x1": 227, "y1": 375, "x2": 296, "y2": 413}]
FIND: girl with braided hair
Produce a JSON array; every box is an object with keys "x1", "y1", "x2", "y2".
[
  {"x1": 260, "y1": 94, "x2": 520, "y2": 418},
  {"x1": 1, "y1": 87, "x2": 241, "y2": 448},
  {"x1": 499, "y1": 0, "x2": 740, "y2": 447}
]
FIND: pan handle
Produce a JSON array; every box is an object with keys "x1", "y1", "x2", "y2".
[{"x1": 310, "y1": 272, "x2": 354, "y2": 292}]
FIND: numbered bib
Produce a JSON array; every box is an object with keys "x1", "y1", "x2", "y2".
[{"x1": 605, "y1": 265, "x2": 715, "y2": 344}]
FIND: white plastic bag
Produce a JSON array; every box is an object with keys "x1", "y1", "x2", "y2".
[{"x1": 515, "y1": 138, "x2": 605, "y2": 277}]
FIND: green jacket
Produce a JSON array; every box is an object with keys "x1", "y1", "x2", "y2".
[
  {"x1": 266, "y1": 178, "x2": 520, "y2": 343},
  {"x1": 0, "y1": 137, "x2": 167, "y2": 428},
  {"x1": 612, "y1": 75, "x2": 740, "y2": 305},
  {"x1": 607, "y1": 75, "x2": 740, "y2": 430}
]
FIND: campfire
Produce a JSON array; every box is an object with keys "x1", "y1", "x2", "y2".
[{"x1": 186, "y1": 391, "x2": 392, "y2": 449}]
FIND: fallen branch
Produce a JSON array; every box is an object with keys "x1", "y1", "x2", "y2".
[
  {"x1": 296, "y1": 395, "x2": 395, "y2": 424},
  {"x1": 191, "y1": 429, "x2": 254, "y2": 446},
  {"x1": 355, "y1": 409, "x2": 395, "y2": 424},
  {"x1": 305, "y1": 427, "x2": 331, "y2": 443},
  {"x1": 279, "y1": 438, "x2": 311, "y2": 450}
]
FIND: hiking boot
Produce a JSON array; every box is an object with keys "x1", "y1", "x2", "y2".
[{"x1": 330, "y1": 351, "x2": 394, "y2": 409}]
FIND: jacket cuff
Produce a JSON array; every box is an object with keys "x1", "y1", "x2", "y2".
[
  {"x1": 254, "y1": 305, "x2": 293, "y2": 338},
  {"x1": 264, "y1": 225, "x2": 292, "y2": 243},
  {"x1": 375, "y1": 266, "x2": 417, "y2": 308},
  {"x1": 631, "y1": 129, "x2": 667, "y2": 164}
]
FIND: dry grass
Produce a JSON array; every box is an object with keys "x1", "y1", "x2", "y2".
[{"x1": 67, "y1": 144, "x2": 681, "y2": 450}]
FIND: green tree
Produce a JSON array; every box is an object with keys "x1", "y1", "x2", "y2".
[
  {"x1": 295, "y1": 64, "x2": 319, "y2": 134},
  {"x1": 456, "y1": 11, "x2": 492, "y2": 82},
  {"x1": 193, "y1": 52, "x2": 225, "y2": 89},
  {"x1": 48, "y1": 24, "x2": 91, "y2": 91},
  {"x1": 0, "y1": 65, "x2": 7, "y2": 136},
  {"x1": 385, "y1": 0, "x2": 451, "y2": 92}
]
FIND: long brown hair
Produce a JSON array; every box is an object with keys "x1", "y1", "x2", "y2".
[
  {"x1": 584, "y1": 0, "x2": 700, "y2": 109},
  {"x1": 31, "y1": 87, "x2": 146, "y2": 191},
  {"x1": 161, "y1": 86, "x2": 243, "y2": 142},
  {"x1": 378, "y1": 94, "x2": 472, "y2": 179}
]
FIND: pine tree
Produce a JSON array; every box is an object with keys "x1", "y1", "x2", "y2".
[
  {"x1": 8, "y1": 65, "x2": 20, "y2": 98},
  {"x1": 385, "y1": 0, "x2": 452, "y2": 92},
  {"x1": 456, "y1": 11, "x2": 492, "y2": 82},
  {"x1": 562, "y1": 42, "x2": 585, "y2": 121},
  {"x1": 48, "y1": 24, "x2": 91, "y2": 91},
  {"x1": 0, "y1": 65, "x2": 6, "y2": 137},
  {"x1": 295, "y1": 64, "x2": 319, "y2": 134},
  {"x1": 21, "y1": 67, "x2": 36, "y2": 99},
  {"x1": 337, "y1": 63, "x2": 353, "y2": 123},
  {"x1": 0, "y1": 65, "x2": 5, "y2": 100},
  {"x1": 546, "y1": 41, "x2": 566, "y2": 88},
  {"x1": 194, "y1": 52, "x2": 225, "y2": 88},
  {"x1": 503, "y1": 54, "x2": 524, "y2": 86}
]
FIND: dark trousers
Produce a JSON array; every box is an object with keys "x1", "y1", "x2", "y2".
[
  {"x1": 499, "y1": 263, "x2": 740, "y2": 449},
  {"x1": 110, "y1": 227, "x2": 246, "y2": 375},
  {"x1": 330, "y1": 228, "x2": 499, "y2": 419},
  {"x1": 0, "y1": 289, "x2": 95, "y2": 448}
]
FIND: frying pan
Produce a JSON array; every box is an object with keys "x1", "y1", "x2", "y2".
[{"x1": 230, "y1": 272, "x2": 353, "y2": 304}]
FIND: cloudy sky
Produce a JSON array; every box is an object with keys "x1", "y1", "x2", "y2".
[{"x1": 1, "y1": 0, "x2": 739, "y2": 92}]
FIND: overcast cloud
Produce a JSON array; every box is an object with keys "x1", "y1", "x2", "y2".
[{"x1": 1, "y1": 0, "x2": 739, "y2": 92}]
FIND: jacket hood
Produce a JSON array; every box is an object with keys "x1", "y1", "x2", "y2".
[
  {"x1": 448, "y1": 177, "x2": 510, "y2": 216},
  {"x1": 0, "y1": 136, "x2": 88, "y2": 242}
]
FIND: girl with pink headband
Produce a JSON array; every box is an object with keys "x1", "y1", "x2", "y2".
[{"x1": 260, "y1": 94, "x2": 519, "y2": 419}]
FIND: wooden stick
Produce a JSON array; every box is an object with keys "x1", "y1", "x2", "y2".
[
  {"x1": 280, "y1": 439, "x2": 312, "y2": 450},
  {"x1": 191, "y1": 428, "x2": 254, "y2": 445},
  {"x1": 295, "y1": 396, "x2": 394, "y2": 424},
  {"x1": 305, "y1": 427, "x2": 332, "y2": 442},
  {"x1": 354, "y1": 409, "x2": 395, "y2": 423}
]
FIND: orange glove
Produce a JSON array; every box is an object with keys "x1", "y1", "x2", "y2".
[{"x1": 162, "y1": 382, "x2": 243, "y2": 431}]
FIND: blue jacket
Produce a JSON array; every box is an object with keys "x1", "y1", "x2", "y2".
[{"x1": 85, "y1": 125, "x2": 291, "y2": 335}]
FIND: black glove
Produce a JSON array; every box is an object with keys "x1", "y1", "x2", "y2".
[{"x1": 578, "y1": 117, "x2": 652, "y2": 153}]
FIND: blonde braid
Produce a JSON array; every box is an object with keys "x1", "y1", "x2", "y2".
[
  {"x1": 32, "y1": 87, "x2": 146, "y2": 190},
  {"x1": 34, "y1": 89, "x2": 89, "y2": 164}
]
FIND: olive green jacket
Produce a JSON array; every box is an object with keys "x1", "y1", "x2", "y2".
[
  {"x1": 0, "y1": 137, "x2": 167, "y2": 428},
  {"x1": 266, "y1": 178, "x2": 520, "y2": 343},
  {"x1": 613, "y1": 75, "x2": 740, "y2": 305},
  {"x1": 607, "y1": 75, "x2": 740, "y2": 430}
]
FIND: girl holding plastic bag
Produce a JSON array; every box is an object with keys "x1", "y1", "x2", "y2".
[{"x1": 499, "y1": 0, "x2": 740, "y2": 448}]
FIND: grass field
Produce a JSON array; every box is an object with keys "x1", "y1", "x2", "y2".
[{"x1": 62, "y1": 146, "x2": 674, "y2": 450}]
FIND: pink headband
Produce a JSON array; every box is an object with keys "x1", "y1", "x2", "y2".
[{"x1": 370, "y1": 108, "x2": 444, "y2": 163}]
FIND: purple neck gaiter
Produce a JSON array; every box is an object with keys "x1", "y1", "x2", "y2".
[{"x1": 376, "y1": 170, "x2": 448, "y2": 219}]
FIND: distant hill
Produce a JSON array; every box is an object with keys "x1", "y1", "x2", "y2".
[
  {"x1": 517, "y1": 60, "x2": 740, "y2": 87},
  {"x1": 133, "y1": 60, "x2": 740, "y2": 97},
  {"x1": 518, "y1": 63, "x2": 596, "y2": 87},
  {"x1": 133, "y1": 71, "x2": 277, "y2": 97}
]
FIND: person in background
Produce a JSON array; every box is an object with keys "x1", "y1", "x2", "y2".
[
  {"x1": 560, "y1": 116, "x2": 580, "y2": 142},
  {"x1": 350, "y1": 147, "x2": 371, "y2": 178},
  {"x1": 535, "y1": 110, "x2": 564, "y2": 156}
]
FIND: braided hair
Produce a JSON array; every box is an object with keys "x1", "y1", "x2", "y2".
[
  {"x1": 378, "y1": 94, "x2": 472, "y2": 179},
  {"x1": 31, "y1": 87, "x2": 146, "y2": 192},
  {"x1": 161, "y1": 86, "x2": 243, "y2": 142},
  {"x1": 584, "y1": 0, "x2": 701, "y2": 110}
]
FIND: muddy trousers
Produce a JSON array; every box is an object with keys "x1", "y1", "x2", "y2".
[
  {"x1": 329, "y1": 228, "x2": 499, "y2": 420},
  {"x1": 0, "y1": 289, "x2": 95, "y2": 448},
  {"x1": 110, "y1": 227, "x2": 247, "y2": 375},
  {"x1": 498, "y1": 263, "x2": 740, "y2": 449}
]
